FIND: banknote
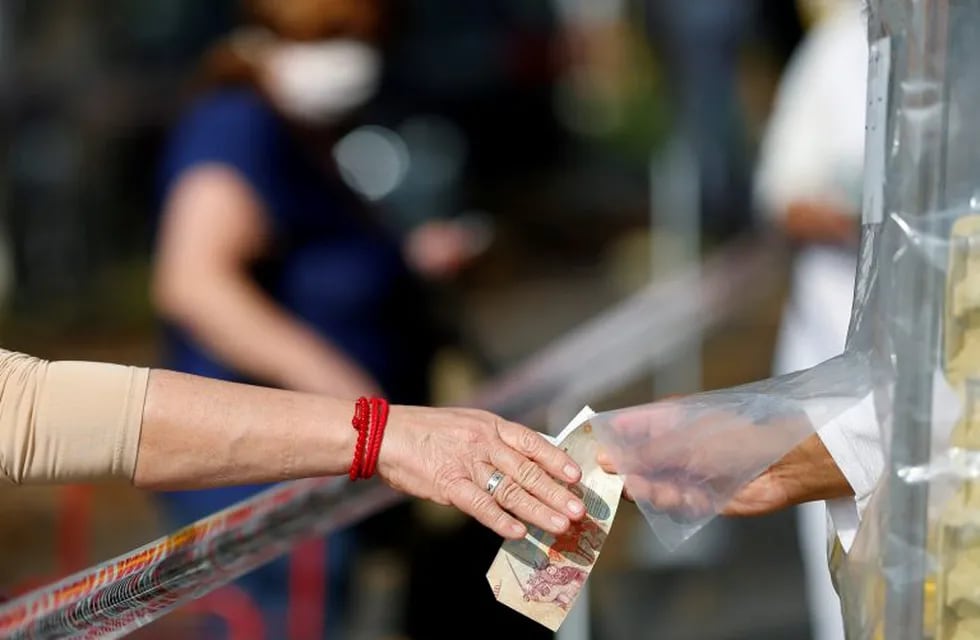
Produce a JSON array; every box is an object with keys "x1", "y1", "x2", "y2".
[{"x1": 486, "y1": 406, "x2": 624, "y2": 631}]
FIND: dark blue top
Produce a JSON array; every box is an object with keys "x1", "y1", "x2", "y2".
[{"x1": 157, "y1": 88, "x2": 434, "y2": 404}]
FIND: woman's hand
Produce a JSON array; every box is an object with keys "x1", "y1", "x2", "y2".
[{"x1": 378, "y1": 406, "x2": 586, "y2": 540}]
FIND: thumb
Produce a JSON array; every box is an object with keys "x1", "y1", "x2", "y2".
[{"x1": 596, "y1": 449, "x2": 617, "y2": 473}]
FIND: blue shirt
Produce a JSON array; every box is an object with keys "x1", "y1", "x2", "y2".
[{"x1": 157, "y1": 88, "x2": 435, "y2": 403}]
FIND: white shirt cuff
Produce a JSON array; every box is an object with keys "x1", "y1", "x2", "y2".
[{"x1": 809, "y1": 392, "x2": 881, "y2": 551}]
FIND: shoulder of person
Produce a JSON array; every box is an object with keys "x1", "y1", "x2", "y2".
[
  {"x1": 158, "y1": 87, "x2": 290, "y2": 207},
  {"x1": 176, "y1": 87, "x2": 285, "y2": 148}
]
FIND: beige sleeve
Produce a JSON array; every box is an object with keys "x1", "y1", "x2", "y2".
[{"x1": 0, "y1": 349, "x2": 149, "y2": 485}]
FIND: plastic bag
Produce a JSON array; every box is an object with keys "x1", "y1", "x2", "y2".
[{"x1": 593, "y1": 352, "x2": 872, "y2": 550}]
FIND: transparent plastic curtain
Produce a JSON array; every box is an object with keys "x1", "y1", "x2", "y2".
[{"x1": 593, "y1": 1, "x2": 980, "y2": 638}]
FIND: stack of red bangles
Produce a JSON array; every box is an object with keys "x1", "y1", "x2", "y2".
[{"x1": 349, "y1": 396, "x2": 390, "y2": 481}]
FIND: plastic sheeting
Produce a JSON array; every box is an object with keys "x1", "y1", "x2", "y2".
[
  {"x1": 594, "y1": 1, "x2": 980, "y2": 638},
  {"x1": 593, "y1": 351, "x2": 873, "y2": 550}
]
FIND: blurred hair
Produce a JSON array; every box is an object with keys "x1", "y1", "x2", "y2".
[
  {"x1": 244, "y1": 0, "x2": 383, "y2": 41},
  {"x1": 196, "y1": 0, "x2": 385, "y2": 91}
]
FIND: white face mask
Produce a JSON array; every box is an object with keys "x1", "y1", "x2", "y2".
[{"x1": 260, "y1": 39, "x2": 382, "y2": 125}]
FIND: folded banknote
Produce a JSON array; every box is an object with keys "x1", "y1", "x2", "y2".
[{"x1": 486, "y1": 406, "x2": 624, "y2": 631}]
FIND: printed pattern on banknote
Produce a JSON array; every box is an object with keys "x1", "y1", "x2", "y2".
[{"x1": 487, "y1": 407, "x2": 624, "y2": 631}]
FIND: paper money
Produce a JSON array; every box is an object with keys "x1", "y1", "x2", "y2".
[{"x1": 486, "y1": 406, "x2": 624, "y2": 631}]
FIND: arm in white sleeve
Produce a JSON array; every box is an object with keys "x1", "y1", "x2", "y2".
[
  {"x1": 754, "y1": 9, "x2": 868, "y2": 221},
  {"x1": 754, "y1": 36, "x2": 833, "y2": 221}
]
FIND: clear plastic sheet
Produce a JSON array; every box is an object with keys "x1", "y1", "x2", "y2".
[
  {"x1": 592, "y1": 352, "x2": 873, "y2": 550},
  {"x1": 595, "y1": 1, "x2": 980, "y2": 638}
]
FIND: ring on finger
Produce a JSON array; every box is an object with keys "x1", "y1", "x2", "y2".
[{"x1": 486, "y1": 469, "x2": 506, "y2": 496}]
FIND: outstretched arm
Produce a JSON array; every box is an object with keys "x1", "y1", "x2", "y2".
[{"x1": 0, "y1": 350, "x2": 586, "y2": 540}]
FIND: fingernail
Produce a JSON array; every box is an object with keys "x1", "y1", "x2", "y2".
[
  {"x1": 511, "y1": 523, "x2": 527, "y2": 537},
  {"x1": 564, "y1": 464, "x2": 580, "y2": 481},
  {"x1": 551, "y1": 514, "x2": 569, "y2": 530},
  {"x1": 568, "y1": 499, "x2": 585, "y2": 516}
]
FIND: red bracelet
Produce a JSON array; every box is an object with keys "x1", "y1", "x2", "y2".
[
  {"x1": 349, "y1": 396, "x2": 389, "y2": 480},
  {"x1": 349, "y1": 397, "x2": 370, "y2": 481},
  {"x1": 363, "y1": 397, "x2": 390, "y2": 478}
]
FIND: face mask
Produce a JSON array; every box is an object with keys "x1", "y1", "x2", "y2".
[{"x1": 260, "y1": 38, "x2": 382, "y2": 125}]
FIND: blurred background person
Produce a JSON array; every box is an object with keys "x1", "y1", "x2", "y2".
[
  {"x1": 754, "y1": 2, "x2": 867, "y2": 639},
  {"x1": 150, "y1": 0, "x2": 485, "y2": 636}
]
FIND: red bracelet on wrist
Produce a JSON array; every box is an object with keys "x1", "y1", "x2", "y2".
[
  {"x1": 363, "y1": 397, "x2": 389, "y2": 478},
  {"x1": 349, "y1": 397, "x2": 370, "y2": 481},
  {"x1": 349, "y1": 396, "x2": 389, "y2": 480}
]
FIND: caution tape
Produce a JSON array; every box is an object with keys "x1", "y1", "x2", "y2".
[{"x1": 0, "y1": 479, "x2": 399, "y2": 639}]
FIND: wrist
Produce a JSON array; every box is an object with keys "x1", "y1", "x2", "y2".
[
  {"x1": 348, "y1": 396, "x2": 390, "y2": 480},
  {"x1": 297, "y1": 394, "x2": 359, "y2": 478},
  {"x1": 374, "y1": 404, "x2": 410, "y2": 482}
]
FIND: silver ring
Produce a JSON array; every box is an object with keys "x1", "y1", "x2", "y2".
[{"x1": 486, "y1": 470, "x2": 506, "y2": 496}]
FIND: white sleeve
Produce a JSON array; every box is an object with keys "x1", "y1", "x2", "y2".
[
  {"x1": 754, "y1": 13, "x2": 868, "y2": 222},
  {"x1": 754, "y1": 34, "x2": 833, "y2": 221},
  {"x1": 810, "y1": 392, "x2": 882, "y2": 551}
]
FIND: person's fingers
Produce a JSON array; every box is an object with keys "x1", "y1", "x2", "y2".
[
  {"x1": 624, "y1": 475, "x2": 716, "y2": 522},
  {"x1": 447, "y1": 477, "x2": 527, "y2": 540},
  {"x1": 596, "y1": 449, "x2": 617, "y2": 474},
  {"x1": 640, "y1": 478, "x2": 683, "y2": 511},
  {"x1": 596, "y1": 449, "x2": 638, "y2": 501},
  {"x1": 625, "y1": 475, "x2": 683, "y2": 511},
  {"x1": 476, "y1": 463, "x2": 571, "y2": 535},
  {"x1": 496, "y1": 420, "x2": 581, "y2": 483},
  {"x1": 597, "y1": 442, "x2": 667, "y2": 480},
  {"x1": 601, "y1": 405, "x2": 699, "y2": 473},
  {"x1": 594, "y1": 450, "x2": 640, "y2": 502},
  {"x1": 488, "y1": 444, "x2": 585, "y2": 520},
  {"x1": 679, "y1": 485, "x2": 714, "y2": 519},
  {"x1": 607, "y1": 403, "x2": 686, "y2": 438}
]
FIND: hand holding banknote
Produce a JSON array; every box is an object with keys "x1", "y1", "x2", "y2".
[
  {"x1": 379, "y1": 405, "x2": 587, "y2": 540},
  {"x1": 488, "y1": 408, "x2": 623, "y2": 631}
]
